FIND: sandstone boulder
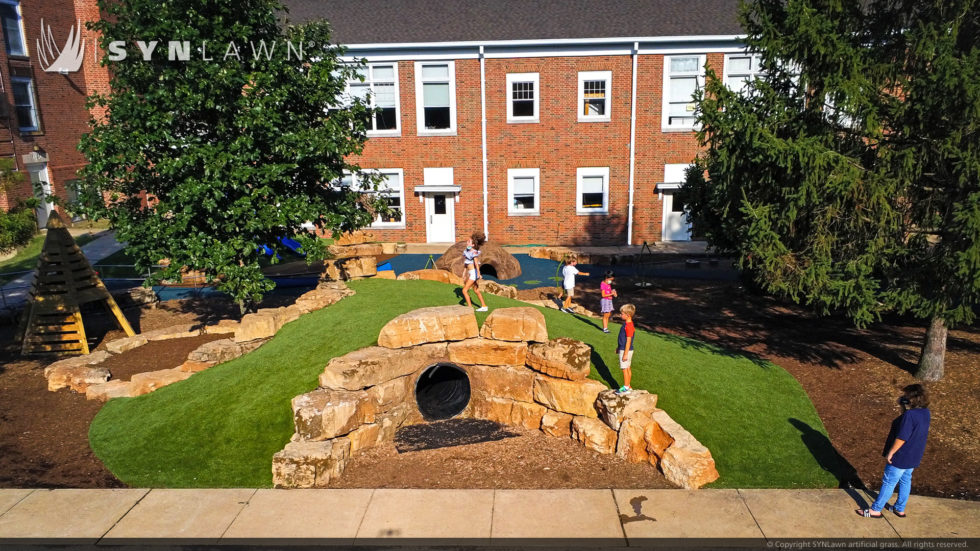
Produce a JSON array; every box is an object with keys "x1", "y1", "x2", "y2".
[
  {"x1": 44, "y1": 351, "x2": 111, "y2": 378},
  {"x1": 532, "y1": 375, "x2": 606, "y2": 418},
  {"x1": 448, "y1": 339, "x2": 527, "y2": 366},
  {"x1": 130, "y1": 368, "x2": 193, "y2": 395},
  {"x1": 322, "y1": 256, "x2": 377, "y2": 281},
  {"x1": 477, "y1": 280, "x2": 518, "y2": 299},
  {"x1": 334, "y1": 230, "x2": 374, "y2": 247},
  {"x1": 594, "y1": 389, "x2": 659, "y2": 430},
  {"x1": 234, "y1": 310, "x2": 280, "y2": 343},
  {"x1": 643, "y1": 415, "x2": 675, "y2": 461},
  {"x1": 616, "y1": 416, "x2": 653, "y2": 464},
  {"x1": 178, "y1": 360, "x2": 216, "y2": 373},
  {"x1": 292, "y1": 389, "x2": 377, "y2": 441},
  {"x1": 86, "y1": 380, "x2": 139, "y2": 402},
  {"x1": 348, "y1": 423, "x2": 382, "y2": 454},
  {"x1": 571, "y1": 416, "x2": 618, "y2": 455},
  {"x1": 376, "y1": 270, "x2": 397, "y2": 280},
  {"x1": 272, "y1": 438, "x2": 351, "y2": 489},
  {"x1": 204, "y1": 320, "x2": 240, "y2": 335},
  {"x1": 648, "y1": 410, "x2": 719, "y2": 489},
  {"x1": 105, "y1": 335, "x2": 148, "y2": 354},
  {"x1": 466, "y1": 365, "x2": 535, "y2": 402},
  {"x1": 111, "y1": 287, "x2": 158, "y2": 307},
  {"x1": 46, "y1": 365, "x2": 110, "y2": 393},
  {"x1": 328, "y1": 243, "x2": 383, "y2": 259},
  {"x1": 141, "y1": 324, "x2": 201, "y2": 341},
  {"x1": 294, "y1": 285, "x2": 354, "y2": 313},
  {"x1": 479, "y1": 307, "x2": 548, "y2": 343},
  {"x1": 469, "y1": 395, "x2": 544, "y2": 430},
  {"x1": 365, "y1": 375, "x2": 414, "y2": 410},
  {"x1": 508, "y1": 400, "x2": 548, "y2": 431},
  {"x1": 540, "y1": 410, "x2": 574, "y2": 438},
  {"x1": 526, "y1": 338, "x2": 591, "y2": 380},
  {"x1": 187, "y1": 338, "x2": 265, "y2": 364},
  {"x1": 435, "y1": 241, "x2": 522, "y2": 280},
  {"x1": 396, "y1": 269, "x2": 463, "y2": 286},
  {"x1": 320, "y1": 343, "x2": 448, "y2": 390},
  {"x1": 377, "y1": 306, "x2": 478, "y2": 348}
]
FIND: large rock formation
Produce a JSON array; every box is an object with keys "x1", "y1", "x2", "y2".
[
  {"x1": 273, "y1": 305, "x2": 721, "y2": 491},
  {"x1": 435, "y1": 241, "x2": 522, "y2": 280}
]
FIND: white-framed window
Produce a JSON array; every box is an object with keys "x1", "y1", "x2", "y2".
[
  {"x1": 507, "y1": 168, "x2": 540, "y2": 215},
  {"x1": 0, "y1": 0, "x2": 26, "y2": 57},
  {"x1": 415, "y1": 61, "x2": 456, "y2": 134},
  {"x1": 662, "y1": 55, "x2": 705, "y2": 130},
  {"x1": 346, "y1": 63, "x2": 400, "y2": 135},
  {"x1": 334, "y1": 169, "x2": 406, "y2": 228},
  {"x1": 576, "y1": 167, "x2": 609, "y2": 214},
  {"x1": 10, "y1": 77, "x2": 39, "y2": 132},
  {"x1": 506, "y1": 72, "x2": 539, "y2": 123},
  {"x1": 724, "y1": 53, "x2": 763, "y2": 95},
  {"x1": 578, "y1": 71, "x2": 612, "y2": 122}
]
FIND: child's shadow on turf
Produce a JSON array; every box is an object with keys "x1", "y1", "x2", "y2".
[{"x1": 591, "y1": 348, "x2": 619, "y2": 389}]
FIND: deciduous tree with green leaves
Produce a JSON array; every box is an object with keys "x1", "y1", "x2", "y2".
[
  {"x1": 682, "y1": 0, "x2": 979, "y2": 381},
  {"x1": 75, "y1": 0, "x2": 384, "y2": 313}
]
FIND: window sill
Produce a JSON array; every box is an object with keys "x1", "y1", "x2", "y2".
[
  {"x1": 367, "y1": 130, "x2": 402, "y2": 138},
  {"x1": 576, "y1": 210, "x2": 609, "y2": 216},
  {"x1": 370, "y1": 223, "x2": 406, "y2": 230},
  {"x1": 507, "y1": 118, "x2": 539, "y2": 124},
  {"x1": 19, "y1": 129, "x2": 43, "y2": 137},
  {"x1": 507, "y1": 211, "x2": 540, "y2": 217},
  {"x1": 578, "y1": 117, "x2": 612, "y2": 123},
  {"x1": 661, "y1": 126, "x2": 699, "y2": 133},
  {"x1": 417, "y1": 130, "x2": 458, "y2": 137}
]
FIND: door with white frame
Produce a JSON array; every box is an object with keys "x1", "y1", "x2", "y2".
[
  {"x1": 425, "y1": 193, "x2": 456, "y2": 242},
  {"x1": 662, "y1": 192, "x2": 692, "y2": 242},
  {"x1": 27, "y1": 163, "x2": 54, "y2": 228}
]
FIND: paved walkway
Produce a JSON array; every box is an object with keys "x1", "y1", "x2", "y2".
[
  {"x1": 0, "y1": 231, "x2": 124, "y2": 312},
  {"x1": 0, "y1": 488, "x2": 976, "y2": 545},
  {"x1": 404, "y1": 242, "x2": 712, "y2": 255}
]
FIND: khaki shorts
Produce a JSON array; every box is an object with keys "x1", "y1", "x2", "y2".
[
  {"x1": 564, "y1": 287, "x2": 574, "y2": 298},
  {"x1": 617, "y1": 349, "x2": 633, "y2": 370}
]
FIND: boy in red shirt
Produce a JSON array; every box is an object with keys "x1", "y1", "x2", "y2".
[{"x1": 617, "y1": 303, "x2": 636, "y2": 394}]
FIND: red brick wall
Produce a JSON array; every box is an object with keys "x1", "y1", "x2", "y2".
[
  {"x1": 348, "y1": 51, "x2": 718, "y2": 246},
  {"x1": 0, "y1": 0, "x2": 108, "y2": 222}
]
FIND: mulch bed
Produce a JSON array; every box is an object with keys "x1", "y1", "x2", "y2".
[{"x1": 0, "y1": 279, "x2": 977, "y2": 499}]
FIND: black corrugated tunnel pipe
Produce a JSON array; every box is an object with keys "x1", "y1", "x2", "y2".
[{"x1": 415, "y1": 363, "x2": 470, "y2": 421}]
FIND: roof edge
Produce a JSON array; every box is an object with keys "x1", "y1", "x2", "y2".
[{"x1": 337, "y1": 35, "x2": 747, "y2": 51}]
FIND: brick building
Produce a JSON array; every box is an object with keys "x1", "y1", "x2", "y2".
[
  {"x1": 286, "y1": 0, "x2": 749, "y2": 245},
  {"x1": 0, "y1": 0, "x2": 108, "y2": 226}
]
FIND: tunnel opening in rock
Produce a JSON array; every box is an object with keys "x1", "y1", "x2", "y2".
[
  {"x1": 415, "y1": 363, "x2": 470, "y2": 421},
  {"x1": 480, "y1": 264, "x2": 498, "y2": 279}
]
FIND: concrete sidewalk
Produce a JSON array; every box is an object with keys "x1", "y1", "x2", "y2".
[{"x1": 0, "y1": 488, "x2": 977, "y2": 546}]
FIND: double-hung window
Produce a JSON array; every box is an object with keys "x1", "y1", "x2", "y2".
[
  {"x1": 335, "y1": 169, "x2": 406, "y2": 227},
  {"x1": 663, "y1": 55, "x2": 705, "y2": 130},
  {"x1": 506, "y1": 73, "x2": 539, "y2": 123},
  {"x1": 507, "y1": 168, "x2": 540, "y2": 215},
  {"x1": 578, "y1": 71, "x2": 611, "y2": 122},
  {"x1": 415, "y1": 61, "x2": 456, "y2": 134},
  {"x1": 576, "y1": 167, "x2": 609, "y2": 214},
  {"x1": 347, "y1": 64, "x2": 400, "y2": 135},
  {"x1": 11, "y1": 77, "x2": 39, "y2": 132},
  {"x1": 724, "y1": 53, "x2": 763, "y2": 95},
  {"x1": 0, "y1": 0, "x2": 26, "y2": 57}
]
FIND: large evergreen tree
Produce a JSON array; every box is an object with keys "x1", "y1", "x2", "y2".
[
  {"x1": 76, "y1": 0, "x2": 383, "y2": 312},
  {"x1": 683, "y1": 0, "x2": 980, "y2": 380}
]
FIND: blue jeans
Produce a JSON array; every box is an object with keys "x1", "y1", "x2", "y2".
[{"x1": 871, "y1": 464, "x2": 914, "y2": 513}]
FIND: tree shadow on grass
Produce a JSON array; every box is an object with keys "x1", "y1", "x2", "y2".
[{"x1": 789, "y1": 418, "x2": 866, "y2": 493}]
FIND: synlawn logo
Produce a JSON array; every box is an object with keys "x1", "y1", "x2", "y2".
[{"x1": 37, "y1": 19, "x2": 85, "y2": 74}]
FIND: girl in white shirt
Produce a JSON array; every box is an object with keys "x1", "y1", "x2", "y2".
[{"x1": 462, "y1": 232, "x2": 488, "y2": 312}]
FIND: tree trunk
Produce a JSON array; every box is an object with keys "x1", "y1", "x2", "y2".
[{"x1": 914, "y1": 316, "x2": 947, "y2": 382}]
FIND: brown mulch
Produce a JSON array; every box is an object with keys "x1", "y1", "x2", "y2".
[{"x1": 0, "y1": 278, "x2": 977, "y2": 499}]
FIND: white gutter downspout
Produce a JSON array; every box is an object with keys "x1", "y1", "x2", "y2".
[
  {"x1": 627, "y1": 41, "x2": 639, "y2": 246},
  {"x1": 479, "y1": 45, "x2": 490, "y2": 239}
]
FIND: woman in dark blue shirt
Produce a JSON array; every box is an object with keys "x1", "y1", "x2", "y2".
[{"x1": 858, "y1": 384, "x2": 931, "y2": 518}]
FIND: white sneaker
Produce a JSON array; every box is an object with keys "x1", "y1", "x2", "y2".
[{"x1": 475, "y1": 306, "x2": 488, "y2": 312}]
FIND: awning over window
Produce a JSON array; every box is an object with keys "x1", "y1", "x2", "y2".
[{"x1": 656, "y1": 182, "x2": 684, "y2": 191}]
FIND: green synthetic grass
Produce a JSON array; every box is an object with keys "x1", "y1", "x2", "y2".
[
  {"x1": 89, "y1": 279, "x2": 840, "y2": 489},
  {"x1": 0, "y1": 233, "x2": 99, "y2": 284}
]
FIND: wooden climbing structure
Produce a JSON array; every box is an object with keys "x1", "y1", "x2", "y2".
[{"x1": 18, "y1": 212, "x2": 134, "y2": 356}]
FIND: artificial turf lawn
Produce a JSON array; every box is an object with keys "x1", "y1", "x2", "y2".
[{"x1": 89, "y1": 278, "x2": 841, "y2": 489}]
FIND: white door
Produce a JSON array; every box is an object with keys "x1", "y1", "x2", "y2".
[
  {"x1": 662, "y1": 192, "x2": 692, "y2": 242},
  {"x1": 28, "y1": 164, "x2": 54, "y2": 228},
  {"x1": 425, "y1": 193, "x2": 456, "y2": 242}
]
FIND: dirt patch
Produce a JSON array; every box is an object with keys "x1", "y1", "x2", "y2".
[
  {"x1": 331, "y1": 424, "x2": 672, "y2": 490},
  {"x1": 95, "y1": 334, "x2": 226, "y2": 382}
]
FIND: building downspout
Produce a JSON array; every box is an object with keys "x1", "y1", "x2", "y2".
[
  {"x1": 479, "y1": 45, "x2": 490, "y2": 239},
  {"x1": 627, "y1": 41, "x2": 639, "y2": 246}
]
